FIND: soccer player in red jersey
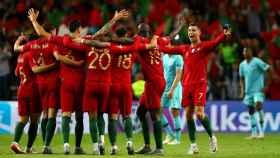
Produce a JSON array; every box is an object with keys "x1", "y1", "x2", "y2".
[
  {"x1": 159, "y1": 23, "x2": 231, "y2": 155},
  {"x1": 27, "y1": 8, "x2": 128, "y2": 155},
  {"x1": 67, "y1": 33, "x2": 154, "y2": 155},
  {"x1": 133, "y1": 24, "x2": 166, "y2": 155},
  {"x1": 15, "y1": 32, "x2": 60, "y2": 154},
  {"x1": 11, "y1": 35, "x2": 42, "y2": 154}
]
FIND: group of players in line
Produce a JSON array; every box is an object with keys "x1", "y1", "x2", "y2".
[{"x1": 12, "y1": 7, "x2": 272, "y2": 156}]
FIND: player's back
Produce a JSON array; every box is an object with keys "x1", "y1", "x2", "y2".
[
  {"x1": 134, "y1": 35, "x2": 164, "y2": 82},
  {"x1": 110, "y1": 43, "x2": 135, "y2": 84},
  {"x1": 85, "y1": 46, "x2": 112, "y2": 83}
]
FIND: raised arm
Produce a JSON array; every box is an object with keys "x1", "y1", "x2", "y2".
[
  {"x1": 203, "y1": 27, "x2": 231, "y2": 51},
  {"x1": 28, "y1": 8, "x2": 51, "y2": 37},
  {"x1": 169, "y1": 14, "x2": 185, "y2": 39},
  {"x1": 87, "y1": 10, "x2": 129, "y2": 39},
  {"x1": 73, "y1": 38, "x2": 110, "y2": 48}
]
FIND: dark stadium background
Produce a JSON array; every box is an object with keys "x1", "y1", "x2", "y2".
[{"x1": 0, "y1": 0, "x2": 280, "y2": 101}]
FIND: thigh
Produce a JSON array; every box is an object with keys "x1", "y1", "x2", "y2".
[
  {"x1": 170, "y1": 87, "x2": 182, "y2": 109},
  {"x1": 243, "y1": 94, "x2": 254, "y2": 106},
  {"x1": 107, "y1": 84, "x2": 120, "y2": 114},
  {"x1": 182, "y1": 85, "x2": 192, "y2": 108},
  {"x1": 193, "y1": 83, "x2": 207, "y2": 106},
  {"x1": 99, "y1": 83, "x2": 110, "y2": 113},
  {"x1": 120, "y1": 85, "x2": 133, "y2": 117},
  {"x1": 60, "y1": 82, "x2": 75, "y2": 112},
  {"x1": 18, "y1": 96, "x2": 28, "y2": 116},
  {"x1": 83, "y1": 83, "x2": 98, "y2": 113},
  {"x1": 161, "y1": 92, "x2": 171, "y2": 108},
  {"x1": 253, "y1": 92, "x2": 265, "y2": 104},
  {"x1": 74, "y1": 81, "x2": 84, "y2": 112}
]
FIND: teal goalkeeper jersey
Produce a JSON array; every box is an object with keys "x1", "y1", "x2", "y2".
[
  {"x1": 163, "y1": 54, "x2": 183, "y2": 92},
  {"x1": 239, "y1": 57, "x2": 270, "y2": 94}
]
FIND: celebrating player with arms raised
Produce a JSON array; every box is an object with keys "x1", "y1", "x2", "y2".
[
  {"x1": 160, "y1": 22, "x2": 231, "y2": 155},
  {"x1": 27, "y1": 8, "x2": 129, "y2": 154}
]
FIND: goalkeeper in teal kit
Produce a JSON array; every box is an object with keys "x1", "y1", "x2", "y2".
[
  {"x1": 161, "y1": 52, "x2": 183, "y2": 145},
  {"x1": 239, "y1": 47, "x2": 270, "y2": 139}
]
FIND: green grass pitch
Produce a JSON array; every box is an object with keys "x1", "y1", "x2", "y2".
[{"x1": 0, "y1": 133, "x2": 279, "y2": 158}]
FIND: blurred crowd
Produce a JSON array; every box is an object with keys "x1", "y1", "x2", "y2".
[{"x1": 1, "y1": 0, "x2": 280, "y2": 100}]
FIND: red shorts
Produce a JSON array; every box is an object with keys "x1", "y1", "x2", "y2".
[
  {"x1": 139, "y1": 80, "x2": 166, "y2": 110},
  {"x1": 107, "y1": 84, "x2": 132, "y2": 116},
  {"x1": 182, "y1": 83, "x2": 207, "y2": 107},
  {"x1": 83, "y1": 82, "x2": 110, "y2": 113},
  {"x1": 17, "y1": 82, "x2": 41, "y2": 116},
  {"x1": 60, "y1": 79, "x2": 84, "y2": 112},
  {"x1": 37, "y1": 76, "x2": 60, "y2": 110}
]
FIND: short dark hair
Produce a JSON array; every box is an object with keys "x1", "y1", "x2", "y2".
[{"x1": 69, "y1": 20, "x2": 81, "y2": 33}]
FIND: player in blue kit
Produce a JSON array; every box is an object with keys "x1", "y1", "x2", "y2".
[
  {"x1": 160, "y1": 42, "x2": 184, "y2": 145},
  {"x1": 239, "y1": 47, "x2": 271, "y2": 139}
]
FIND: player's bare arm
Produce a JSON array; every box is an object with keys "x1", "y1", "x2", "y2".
[
  {"x1": 28, "y1": 8, "x2": 51, "y2": 37},
  {"x1": 53, "y1": 51, "x2": 84, "y2": 67},
  {"x1": 73, "y1": 38, "x2": 110, "y2": 48},
  {"x1": 168, "y1": 68, "x2": 183, "y2": 99},
  {"x1": 239, "y1": 77, "x2": 245, "y2": 99},
  {"x1": 169, "y1": 14, "x2": 185, "y2": 39},
  {"x1": 88, "y1": 9, "x2": 129, "y2": 39},
  {"x1": 31, "y1": 63, "x2": 56, "y2": 74}
]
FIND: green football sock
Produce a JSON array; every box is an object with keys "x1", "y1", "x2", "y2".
[
  {"x1": 108, "y1": 118, "x2": 117, "y2": 145},
  {"x1": 89, "y1": 118, "x2": 98, "y2": 143},
  {"x1": 14, "y1": 122, "x2": 26, "y2": 143},
  {"x1": 62, "y1": 116, "x2": 71, "y2": 144},
  {"x1": 124, "y1": 117, "x2": 133, "y2": 140},
  {"x1": 41, "y1": 118, "x2": 48, "y2": 142},
  {"x1": 199, "y1": 116, "x2": 213, "y2": 137},
  {"x1": 153, "y1": 120, "x2": 163, "y2": 149},
  {"x1": 97, "y1": 114, "x2": 105, "y2": 136},
  {"x1": 141, "y1": 117, "x2": 150, "y2": 145},
  {"x1": 27, "y1": 123, "x2": 38, "y2": 148},
  {"x1": 45, "y1": 118, "x2": 56, "y2": 146},
  {"x1": 187, "y1": 118, "x2": 196, "y2": 143},
  {"x1": 75, "y1": 114, "x2": 84, "y2": 147}
]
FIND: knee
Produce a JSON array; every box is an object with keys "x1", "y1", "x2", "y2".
[
  {"x1": 171, "y1": 109, "x2": 180, "y2": 117},
  {"x1": 109, "y1": 114, "x2": 118, "y2": 120},
  {"x1": 150, "y1": 110, "x2": 160, "y2": 122},
  {"x1": 248, "y1": 106, "x2": 255, "y2": 115},
  {"x1": 255, "y1": 103, "x2": 262, "y2": 111},
  {"x1": 89, "y1": 112, "x2": 97, "y2": 119},
  {"x1": 196, "y1": 111, "x2": 205, "y2": 120},
  {"x1": 137, "y1": 107, "x2": 146, "y2": 121},
  {"x1": 20, "y1": 116, "x2": 28, "y2": 124}
]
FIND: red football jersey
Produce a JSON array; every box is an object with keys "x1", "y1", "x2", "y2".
[
  {"x1": 109, "y1": 43, "x2": 139, "y2": 84},
  {"x1": 160, "y1": 33, "x2": 225, "y2": 85},
  {"x1": 49, "y1": 35, "x2": 86, "y2": 81},
  {"x1": 23, "y1": 39, "x2": 58, "y2": 83},
  {"x1": 134, "y1": 35, "x2": 165, "y2": 82},
  {"x1": 16, "y1": 52, "x2": 35, "y2": 85}
]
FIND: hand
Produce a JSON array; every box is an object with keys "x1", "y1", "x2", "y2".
[
  {"x1": 17, "y1": 35, "x2": 27, "y2": 42},
  {"x1": 28, "y1": 8, "x2": 39, "y2": 22},
  {"x1": 113, "y1": 9, "x2": 129, "y2": 21},
  {"x1": 73, "y1": 38, "x2": 83, "y2": 44},
  {"x1": 167, "y1": 90, "x2": 174, "y2": 99},
  {"x1": 53, "y1": 51, "x2": 60, "y2": 60},
  {"x1": 177, "y1": 14, "x2": 185, "y2": 26},
  {"x1": 150, "y1": 35, "x2": 159, "y2": 48},
  {"x1": 75, "y1": 60, "x2": 85, "y2": 66}
]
